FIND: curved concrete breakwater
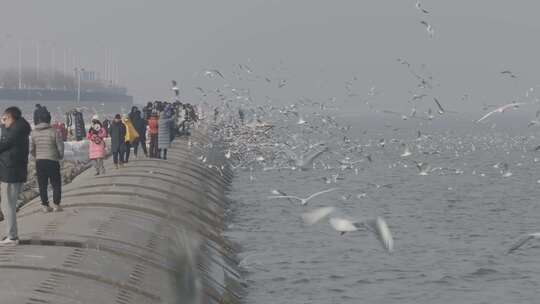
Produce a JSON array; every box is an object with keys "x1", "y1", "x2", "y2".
[{"x1": 0, "y1": 131, "x2": 242, "y2": 304}]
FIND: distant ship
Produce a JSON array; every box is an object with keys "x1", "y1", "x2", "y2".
[{"x1": 0, "y1": 87, "x2": 133, "y2": 103}]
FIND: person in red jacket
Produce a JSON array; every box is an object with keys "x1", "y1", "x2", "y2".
[{"x1": 147, "y1": 113, "x2": 159, "y2": 158}]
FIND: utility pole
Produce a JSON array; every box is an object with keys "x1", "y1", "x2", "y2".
[
  {"x1": 63, "y1": 49, "x2": 67, "y2": 77},
  {"x1": 36, "y1": 40, "x2": 40, "y2": 81},
  {"x1": 51, "y1": 45, "x2": 55, "y2": 73},
  {"x1": 75, "y1": 67, "x2": 84, "y2": 104},
  {"x1": 18, "y1": 41, "x2": 22, "y2": 89}
]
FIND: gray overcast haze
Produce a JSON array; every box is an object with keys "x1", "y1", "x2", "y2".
[{"x1": 2, "y1": 1, "x2": 540, "y2": 113}]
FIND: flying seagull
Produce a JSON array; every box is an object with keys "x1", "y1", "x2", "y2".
[
  {"x1": 414, "y1": 161, "x2": 430, "y2": 175},
  {"x1": 528, "y1": 109, "x2": 540, "y2": 127},
  {"x1": 329, "y1": 216, "x2": 394, "y2": 252},
  {"x1": 500, "y1": 163, "x2": 512, "y2": 177},
  {"x1": 507, "y1": 232, "x2": 540, "y2": 253},
  {"x1": 401, "y1": 143, "x2": 412, "y2": 157},
  {"x1": 501, "y1": 70, "x2": 517, "y2": 78},
  {"x1": 172, "y1": 80, "x2": 179, "y2": 97},
  {"x1": 301, "y1": 207, "x2": 336, "y2": 225},
  {"x1": 415, "y1": 0, "x2": 430, "y2": 14},
  {"x1": 420, "y1": 21, "x2": 434, "y2": 37},
  {"x1": 433, "y1": 97, "x2": 445, "y2": 114},
  {"x1": 268, "y1": 188, "x2": 339, "y2": 206},
  {"x1": 204, "y1": 69, "x2": 225, "y2": 79},
  {"x1": 476, "y1": 102, "x2": 526, "y2": 123},
  {"x1": 278, "y1": 146, "x2": 329, "y2": 170}
]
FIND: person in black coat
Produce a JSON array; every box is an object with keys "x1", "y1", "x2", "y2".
[
  {"x1": 131, "y1": 110, "x2": 148, "y2": 158},
  {"x1": 0, "y1": 106, "x2": 31, "y2": 245},
  {"x1": 108, "y1": 114, "x2": 126, "y2": 169}
]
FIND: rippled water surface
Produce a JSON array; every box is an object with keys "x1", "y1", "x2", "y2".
[{"x1": 225, "y1": 119, "x2": 540, "y2": 304}]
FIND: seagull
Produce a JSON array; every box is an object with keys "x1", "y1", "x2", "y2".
[
  {"x1": 507, "y1": 232, "x2": 540, "y2": 253},
  {"x1": 279, "y1": 147, "x2": 329, "y2": 170},
  {"x1": 301, "y1": 207, "x2": 336, "y2": 225},
  {"x1": 172, "y1": 80, "x2": 179, "y2": 97},
  {"x1": 433, "y1": 97, "x2": 445, "y2": 114},
  {"x1": 415, "y1": 0, "x2": 430, "y2": 14},
  {"x1": 271, "y1": 189, "x2": 288, "y2": 196},
  {"x1": 500, "y1": 163, "x2": 512, "y2": 177},
  {"x1": 420, "y1": 21, "x2": 434, "y2": 37},
  {"x1": 414, "y1": 161, "x2": 430, "y2": 175},
  {"x1": 329, "y1": 216, "x2": 394, "y2": 252},
  {"x1": 476, "y1": 102, "x2": 526, "y2": 123},
  {"x1": 411, "y1": 94, "x2": 427, "y2": 102},
  {"x1": 204, "y1": 69, "x2": 225, "y2": 79},
  {"x1": 427, "y1": 108, "x2": 434, "y2": 120},
  {"x1": 271, "y1": 189, "x2": 296, "y2": 203},
  {"x1": 528, "y1": 109, "x2": 540, "y2": 127},
  {"x1": 268, "y1": 188, "x2": 339, "y2": 206},
  {"x1": 401, "y1": 143, "x2": 412, "y2": 157},
  {"x1": 501, "y1": 70, "x2": 517, "y2": 78}
]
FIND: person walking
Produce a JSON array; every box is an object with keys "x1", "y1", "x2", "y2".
[
  {"x1": 87, "y1": 119, "x2": 106, "y2": 175},
  {"x1": 122, "y1": 116, "x2": 138, "y2": 163},
  {"x1": 108, "y1": 114, "x2": 126, "y2": 169},
  {"x1": 0, "y1": 107, "x2": 31, "y2": 245},
  {"x1": 132, "y1": 110, "x2": 148, "y2": 158},
  {"x1": 31, "y1": 107, "x2": 64, "y2": 213},
  {"x1": 148, "y1": 112, "x2": 159, "y2": 158},
  {"x1": 158, "y1": 109, "x2": 174, "y2": 160}
]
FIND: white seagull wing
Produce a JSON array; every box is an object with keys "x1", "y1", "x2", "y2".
[
  {"x1": 302, "y1": 207, "x2": 336, "y2": 226},
  {"x1": 329, "y1": 217, "x2": 357, "y2": 233},
  {"x1": 299, "y1": 147, "x2": 329, "y2": 168},
  {"x1": 305, "y1": 188, "x2": 340, "y2": 202},
  {"x1": 364, "y1": 217, "x2": 394, "y2": 253},
  {"x1": 267, "y1": 195, "x2": 302, "y2": 202}
]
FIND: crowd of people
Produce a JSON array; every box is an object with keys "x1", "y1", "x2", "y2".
[{"x1": 0, "y1": 100, "x2": 198, "y2": 246}]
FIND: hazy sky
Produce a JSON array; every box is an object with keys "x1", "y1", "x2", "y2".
[{"x1": 2, "y1": 1, "x2": 540, "y2": 113}]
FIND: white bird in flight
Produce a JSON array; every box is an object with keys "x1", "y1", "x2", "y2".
[
  {"x1": 414, "y1": 161, "x2": 430, "y2": 175},
  {"x1": 476, "y1": 102, "x2": 526, "y2": 123},
  {"x1": 507, "y1": 232, "x2": 540, "y2": 253},
  {"x1": 268, "y1": 188, "x2": 339, "y2": 206},
  {"x1": 420, "y1": 21, "x2": 434, "y2": 37},
  {"x1": 302, "y1": 207, "x2": 336, "y2": 225},
  {"x1": 433, "y1": 97, "x2": 445, "y2": 115},
  {"x1": 500, "y1": 163, "x2": 512, "y2": 177},
  {"x1": 401, "y1": 143, "x2": 412, "y2": 157},
  {"x1": 204, "y1": 69, "x2": 225, "y2": 79},
  {"x1": 415, "y1": 0, "x2": 430, "y2": 14},
  {"x1": 329, "y1": 216, "x2": 394, "y2": 253},
  {"x1": 301, "y1": 208, "x2": 394, "y2": 252},
  {"x1": 279, "y1": 147, "x2": 329, "y2": 171}
]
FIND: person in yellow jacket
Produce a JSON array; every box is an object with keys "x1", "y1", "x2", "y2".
[{"x1": 121, "y1": 116, "x2": 139, "y2": 164}]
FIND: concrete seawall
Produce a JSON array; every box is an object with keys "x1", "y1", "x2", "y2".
[{"x1": 0, "y1": 131, "x2": 241, "y2": 304}]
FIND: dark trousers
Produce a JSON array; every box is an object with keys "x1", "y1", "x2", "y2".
[
  {"x1": 123, "y1": 142, "x2": 131, "y2": 163},
  {"x1": 158, "y1": 148, "x2": 168, "y2": 160},
  {"x1": 149, "y1": 134, "x2": 158, "y2": 158},
  {"x1": 36, "y1": 159, "x2": 62, "y2": 206},
  {"x1": 133, "y1": 137, "x2": 148, "y2": 157},
  {"x1": 112, "y1": 146, "x2": 125, "y2": 165}
]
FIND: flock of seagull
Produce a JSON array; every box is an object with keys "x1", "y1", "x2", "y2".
[
  {"x1": 189, "y1": 64, "x2": 540, "y2": 256},
  {"x1": 183, "y1": 1, "x2": 540, "y2": 259}
]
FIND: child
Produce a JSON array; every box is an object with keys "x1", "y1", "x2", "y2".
[{"x1": 87, "y1": 119, "x2": 106, "y2": 175}]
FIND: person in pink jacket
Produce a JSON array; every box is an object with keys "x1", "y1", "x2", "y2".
[{"x1": 87, "y1": 119, "x2": 107, "y2": 175}]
